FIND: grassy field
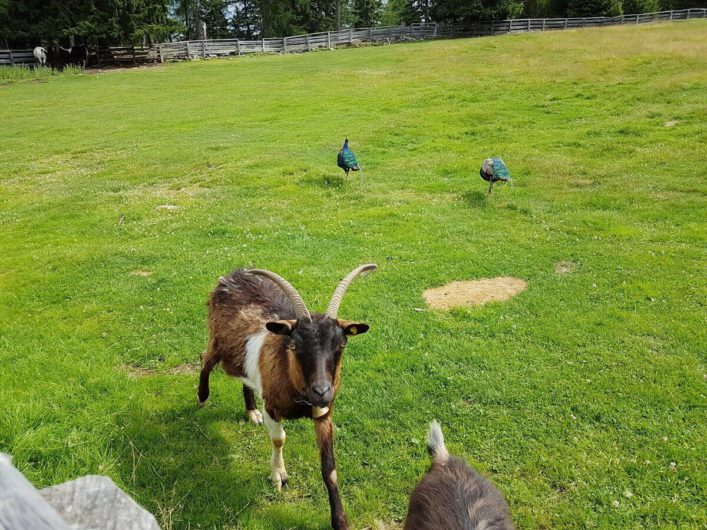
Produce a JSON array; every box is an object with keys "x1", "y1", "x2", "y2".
[{"x1": 1, "y1": 20, "x2": 706, "y2": 529}]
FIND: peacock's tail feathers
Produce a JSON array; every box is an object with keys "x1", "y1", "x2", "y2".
[
  {"x1": 341, "y1": 148, "x2": 359, "y2": 170},
  {"x1": 491, "y1": 157, "x2": 511, "y2": 180}
]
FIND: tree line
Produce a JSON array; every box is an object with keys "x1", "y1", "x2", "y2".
[{"x1": 1, "y1": 0, "x2": 703, "y2": 47}]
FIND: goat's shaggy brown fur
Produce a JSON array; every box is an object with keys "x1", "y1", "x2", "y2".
[{"x1": 404, "y1": 422, "x2": 514, "y2": 530}]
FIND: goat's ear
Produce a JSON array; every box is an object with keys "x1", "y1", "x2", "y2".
[
  {"x1": 338, "y1": 320, "x2": 369, "y2": 336},
  {"x1": 266, "y1": 320, "x2": 297, "y2": 335}
]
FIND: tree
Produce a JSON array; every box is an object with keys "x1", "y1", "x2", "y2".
[
  {"x1": 352, "y1": 0, "x2": 382, "y2": 26},
  {"x1": 621, "y1": 0, "x2": 659, "y2": 13},
  {"x1": 430, "y1": 0, "x2": 523, "y2": 22},
  {"x1": 380, "y1": 0, "x2": 406, "y2": 25},
  {"x1": 0, "y1": 0, "x2": 180, "y2": 47},
  {"x1": 567, "y1": 0, "x2": 613, "y2": 16}
]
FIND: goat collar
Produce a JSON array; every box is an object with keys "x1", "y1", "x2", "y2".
[{"x1": 312, "y1": 406, "x2": 329, "y2": 419}]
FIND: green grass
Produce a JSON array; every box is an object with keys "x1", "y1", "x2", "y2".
[
  {"x1": 1, "y1": 20, "x2": 706, "y2": 530},
  {"x1": 0, "y1": 64, "x2": 84, "y2": 84}
]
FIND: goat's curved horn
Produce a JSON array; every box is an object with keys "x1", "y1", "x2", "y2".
[
  {"x1": 326, "y1": 264, "x2": 377, "y2": 319},
  {"x1": 246, "y1": 269, "x2": 311, "y2": 321}
]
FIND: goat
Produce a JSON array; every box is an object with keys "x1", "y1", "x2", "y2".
[
  {"x1": 404, "y1": 421, "x2": 515, "y2": 530},
  {"x1": 46, "y1": 44, "x2": 88, "y2": 70},
  {"x1": 198, "y1": 264, "x2": 377, "y2": 530},
  {"x1": 33, "y1": 46, "x2": 47, "y2": 66}
]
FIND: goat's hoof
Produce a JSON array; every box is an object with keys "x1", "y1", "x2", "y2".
[
  {"x1": 270, "y1": 470, "x2": 288, "y2": 491},
  {"x1": 197, "y1": 395, "x2": 207, "y2": 408},
  {"x1": 247, "y1": 409, "x2": 263, "y2": 425}
]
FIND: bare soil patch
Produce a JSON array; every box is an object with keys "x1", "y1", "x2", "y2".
[
  {"x1": 554, "y1": 261, "x2": 577, "y2": 274},
  {"x1": 155, "y1": 204, "x2": 179, "y2": 211},
  {"x1": 423, "y1": 277, "x2": 527, "y2": 310},
  {"x1": 121, "y1": 363, "x2": 198, "y2": 378}
]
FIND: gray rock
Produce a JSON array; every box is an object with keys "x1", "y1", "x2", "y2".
[
  {"x1": 0, "y1": 454, "x2": 160, "y2": 530},
  {"x1": 40, "y1": 476, "x2": 160, "y2": 530},
  {"x1": 0, "y1": 454, "x2": 73, "y2": 530}
]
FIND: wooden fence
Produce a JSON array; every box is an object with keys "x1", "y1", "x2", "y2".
[
  {"x1": 2, "y1": 8, "x2": 705, "y2": 67},
  {"x1": 0, "y1": 45, "x2": 159, "y2": 67}
]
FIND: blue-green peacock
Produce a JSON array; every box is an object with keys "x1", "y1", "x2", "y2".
[
  {"x1": 337, "y1": 138, "x2": 360, "y2": 178},
  {"x1": 480, "y1": 157, "x2": 512, "y2": 194}
]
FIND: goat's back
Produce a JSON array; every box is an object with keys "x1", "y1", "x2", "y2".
[
  {"x1": 404, "y1": 456, "x2": 514, "y2": 530},
  {"x1": 209, "y1": 269, "x2": 295, "y2": 320},
  {"x1": 206, "y1": 270, "x2": 296, "y2": 377}
]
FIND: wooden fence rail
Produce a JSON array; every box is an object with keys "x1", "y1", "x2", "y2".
[{"x1": 2, "y1": 9, "x2": 705, "y2": 67}]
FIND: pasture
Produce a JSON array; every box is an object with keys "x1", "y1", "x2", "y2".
[{"x1": 1, "y1": 20, "x2": 706, "y2": 529}]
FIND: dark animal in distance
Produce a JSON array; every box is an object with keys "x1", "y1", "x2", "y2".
[
  {"x1": 404, "y1": 421, "x2": 515, "y2": 530},
  {"x1": 480, "y1": 157, "x2": 512, "y2": 194},
  {"x1": 337, "y1": 138, "x2": 361, "y2": 178},
  {"x1": 47, "y1": 44, "x2": 88, "y2": 70},
  {"x1": 198, "y1": 264, "x2": 377, "y2": 530}
]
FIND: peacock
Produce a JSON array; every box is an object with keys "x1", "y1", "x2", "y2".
[
  {"x1": 337, "y1": 138, "x2": 361, "y2": 178},
  {"x1": 480, "y1": 157, "x2": 512, "y2": 194}
]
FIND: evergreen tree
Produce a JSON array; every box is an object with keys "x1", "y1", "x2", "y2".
[
  {"x1": 567, "y1": 0, "x2": 613, "y2": 16},
  {"x1": 379, "y1": 0, "x2": 406, "y2": 25},
  {"x1": 0, "y1": 0, "x2": 180, "y2": 47},
  {"x1": 352, "y1": 0, "x2": 382, "y2": 26},
  {"x1": 622, "y1": 0, "x2": 659, "y2": 13}
]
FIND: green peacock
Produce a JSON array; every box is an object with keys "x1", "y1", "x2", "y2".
[
  {"x1": 480, "y1": 157, "x2": 512, "y2": 194},
  {"x1": 337, "y1": 138, "x2": 361, "y2": 178}
]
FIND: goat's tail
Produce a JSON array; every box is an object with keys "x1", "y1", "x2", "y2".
[{"x1": 427, "y1": 420, "x2": 449, "y2": 464}]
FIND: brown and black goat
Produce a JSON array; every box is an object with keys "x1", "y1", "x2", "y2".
[
  {"x1": 198, "y1": 264, "x2": 376, "y2": 530},
  {"x1": 404, "y1": 421, "x2": 515, "y2": 530}
]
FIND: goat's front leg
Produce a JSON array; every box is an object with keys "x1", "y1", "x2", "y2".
[
  {"x1": 314, "y1": 416, "x2": 348, "y2": 530},
  {"x1": 264, "y1": 410, "x2": 288, "y2": 490}
]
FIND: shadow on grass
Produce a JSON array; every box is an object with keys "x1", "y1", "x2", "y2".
[
  {"x1": 112, "y1": 389, "x2": 329, "y2": 529},
  {"x1": 299, "y1": 174, "x2": 347, "y2": 189},
  {"x1": 461, "y1": 190, "x2": 488, "y2": 208}
]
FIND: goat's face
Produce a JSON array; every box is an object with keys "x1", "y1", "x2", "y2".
[{"x1": 266, "y1": 316, "x2": 368, "y2": 407}]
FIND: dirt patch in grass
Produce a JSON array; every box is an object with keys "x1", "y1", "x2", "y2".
[
  {"x1": 366, "y1": 521, "x2": 402, "y2": 530},
  {"x1": 555, "y1": 261, "x2": 577, "y2": 274},
  {"x1": 130, "y1": 270, "x2": 153, "y2": 277},
  {"x1": 423, "y1": 277, "x2": 527, "y2": 310},
  {"x1": 121, "y1": 363, "x2": 198, "y2": 378}
]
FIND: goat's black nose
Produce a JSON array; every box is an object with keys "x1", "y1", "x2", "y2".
[{"x1": 312, "y1": 383, "x2": 331, "y2": 397}]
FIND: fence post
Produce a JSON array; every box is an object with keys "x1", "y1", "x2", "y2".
[
  {"x1": 283, "y1": 37, "x2": 288, "y2": 53},
  {"x1": 262, "y1": 39, "x2": 265, "y2": 52},
  {"x1": 8, "y1": 48, "x2": 13, "y2": 65},
  {"x1": 491, "y1": 20, "x2": 495, "y2": 34},
  {"x1": 202, "y1": 40, "x2": 206, "y2": 57},
  {"x1": 433, "y1": 23, "x2": 438, "y2": 37},
  {"x1": 186, "y1": 41, "x2": 191, "y2": 59},
  {"x1": 369, "y1": 27, "x2": 373, "y2": 43},
  {"x1": 327, "y1": 31, "x2": 332, "y2": 48},
  {"x1": 686, "y1": 9, "x2": 690, "y2": 19},
  {"x1": 158, "y1": 43, "x2": 164, "y2": 63},
  {"x1": 564, "y1": 18, "x2": 568, "y2": 28},
  {"x1": 132, "y1": 45, "x2": 136, "y2": 64},
  {"x1": 527, "y1": 19, "x2": 531, "y2": 31},
  {"x1": 542, "y1": 18, "x2": 546, "y2": 30},
  {"x1": 306, "y1": 34, "x2": 311, "y2": 51},
  {"x1": 349, "y1": 28, "x2": 353, "y2": 44},
  {"x1": 236, "y1": 39, "x2": 241, "y2": 55}
]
